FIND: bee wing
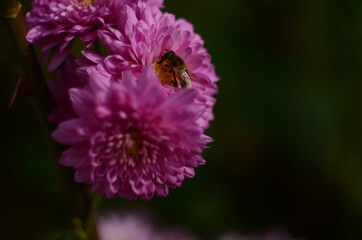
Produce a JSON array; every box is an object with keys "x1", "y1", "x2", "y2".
[{"x1": 175, "y1": 70, "x2": 191, "y2": 88}]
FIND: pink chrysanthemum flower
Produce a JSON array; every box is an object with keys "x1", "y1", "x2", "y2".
[
  {"x1": 97, "y1": 211, "x2": 198, "y2": 240},
  {"x1": 26, "y1": 0, "x2": 164, "y2": 71},
  {"x1": 52, "y1": 66, "x2": 211, "y2": 200},
  {"x1": 84, "y1": 1, "x2": 218, "y2": 129}
]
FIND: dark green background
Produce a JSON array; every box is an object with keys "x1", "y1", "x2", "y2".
[{"x1": 1, "y1": 0, "x2": 362, "y2": 239}]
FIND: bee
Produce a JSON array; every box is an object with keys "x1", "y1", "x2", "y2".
[{"x1": 154, "y1": 49, "x2": 193, "y2": 88}]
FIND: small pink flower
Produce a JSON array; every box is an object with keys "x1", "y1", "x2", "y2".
[
  {"x1": 52, "y1": 66, "x2": 211, "y2": 200},
  {"x1": 97, "y1": 211, "x2": 198, "y2": 240},
  {"x1": 25, "y1": 0, "x2": 164, "y2": 71},
  {"x1": 97, "y1": 212, "x2": 155, "y2": 240}
]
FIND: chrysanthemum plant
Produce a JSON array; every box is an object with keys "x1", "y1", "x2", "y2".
[{"x1": 2, "y1": 0, "x2": 218, "y2": 239}]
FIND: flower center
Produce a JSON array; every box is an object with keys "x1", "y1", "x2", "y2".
[
  {"x1": 92, "y1": 123, "x2": 160, "y2": 170},
  {"x1": 124, "y1": 129, "x2": 142, "y2": 157},
  {"x1": 97, "y1": 128, "x2": 143, "y2": 169},
  {"x1": 103, "y1": 127, "x2": 143, "y2": 157}
]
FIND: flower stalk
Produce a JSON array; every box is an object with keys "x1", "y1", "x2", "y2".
[{"x1": 0, "y1": 1, "x2": 99, "y2": 239}]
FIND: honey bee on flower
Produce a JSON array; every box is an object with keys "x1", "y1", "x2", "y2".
[{"x1": 154, "y1": 49, "x2": 193, "y2": 89}]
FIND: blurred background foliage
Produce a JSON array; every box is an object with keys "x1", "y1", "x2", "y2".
[{"x1": 1, "y1": 0, "x2": 362, "y2": 239}]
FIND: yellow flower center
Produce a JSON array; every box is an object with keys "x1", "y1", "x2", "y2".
[
  {"x1": 125, "y1": 130, "x2": 142, "y2": 157},
  {"x1": 78, "y1": 0, "x2": 93, "y2": 7}
]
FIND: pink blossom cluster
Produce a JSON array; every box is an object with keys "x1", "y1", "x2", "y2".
[
  {"x1": 97, "y1": 211, "x2": 198, "y2": 240},
  {"x1": 26, "y1": 0, "x2": 218, "y2": 200}
]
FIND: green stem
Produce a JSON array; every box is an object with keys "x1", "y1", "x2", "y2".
[
  {"x1": 0, "y1": 1, "x2": 100, "y2": 239},
  {"x1": 85, "y1": 194, "x2": 101, "y2": 239}
]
